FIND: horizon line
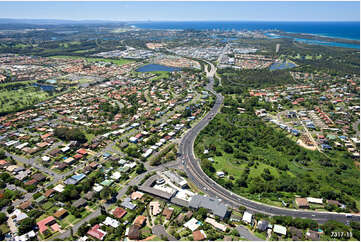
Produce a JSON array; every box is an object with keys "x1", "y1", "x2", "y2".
[{"x1": 0, "y1": 18, "x2": 359, "y2": 23}]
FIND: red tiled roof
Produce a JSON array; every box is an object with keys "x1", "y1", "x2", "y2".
[
  {"x1": 73, "y1": 154, "x2": 83, "y2": 159},
  {"x1": 25, "y1": 179, "x2": 37, "y2": 186},
  {"x1": 113, "y1": 207, "x2": 127, "y2": 219},
  {"x1": 50, "y1": 223, "x2": 60, "y2": 232},
  {"x1": 77, "y1": 148, "x2": 87, "y2": 155},
  {"x1": 44, "y1": 189, "x2": 55, "y2": 198},
  {"x1": 134, "y1": 216, "x2": 146, "y2": 227},
  {"x1": 87, "y1": 224, "x2": 106, "y2": 240},
  {"x1": 37, "y1": 216, "x2": 55, "y2": 234},
  {"x1": 193, "y1": 230, "x2": 206, "y2": 241}
]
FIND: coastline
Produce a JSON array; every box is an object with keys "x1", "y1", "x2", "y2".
[
  {"x1": 131, "y1": 21, "x2": 360, "y2": 41},
  {"x1": 274, "y1": 31, "x2": 360, "y2": 45}
]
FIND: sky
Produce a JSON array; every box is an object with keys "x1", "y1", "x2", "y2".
[{"x1": 0, "y1": 1, "x2": 359, "y2": 22}]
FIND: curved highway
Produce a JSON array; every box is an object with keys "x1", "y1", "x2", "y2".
[{"x1": 179, "y1": 62, "x2": 359, "y2": 224}]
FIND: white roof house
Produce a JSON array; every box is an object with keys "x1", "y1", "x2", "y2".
[
  {"x1": 129, "y1": 137, "x2": 138, "y2": 143},
  {"x1": 306, "y1": 197, "x2": 323, "y2": 204},
  {"x1": 16, "y1": 143, "x2": 28, "y2": 150},
  {"x1": 142, "y1": 148, "x2": 153, "y2": 158},
  {"x1": 242, "y1": 211, "x2": 253, "y2": 224},
  {"x1": 103, "y1": 217, "x2": 120, "y2": 228},
  {"x1": 53, "y1": 184, "x2": 65, "y2": 193},
  {"x1": 11, "y1": 209, "x2": 28, "y2": 223},
  {"x1": 124, "y1": 162, "x2": 137, "y2": 169},
  {"x1": 216, "y1": 171, "x2": 225, "y2": 178},
  {"x1": 41, "y1": 156, "x2": 50, "y2": 162},
  {"x1": 93, "y1": 183, "x2": 104, "y2": 192},
  {"x1": 111, "y1": 172, "x2": 121, "y2": 180},
  {"x1": 205, "y1": 217, "x2": 227, "y2": 232},
  {"x1": 184, "y1": 217, "x2": 200, "y2": 231},
  {"x1": 273, "y1": 224, "x2": 287, "y2": 235}
]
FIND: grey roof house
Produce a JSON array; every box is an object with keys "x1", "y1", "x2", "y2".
[{"x1": 189, "y1": 195, "x2": 228, "y2": 219}]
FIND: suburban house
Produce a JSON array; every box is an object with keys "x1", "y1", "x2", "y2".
[
  {"x1": 273, "y1": 224, "x2": 287, "y2": 236},
  {"x1": 295, "y1": 198, "x2": 310, "y2": 208},
  {"x1": 37, "y1": 216, "x2": 61, "y2": 235},
  {"x1": 54, "y1": 208, "x2": 68, "y2": 220},
  {"x1": 193, "y1": 230, "x2": 207, "y2": 241},
  {"x1": 112, "y1": 207, "x2": 127, "y2": 219},
  {"x1": 87, "y1": 224, "x2": 107, "y2": 240}
]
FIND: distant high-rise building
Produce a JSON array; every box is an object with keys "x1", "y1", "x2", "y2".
[{"x1": 276, "y1": 43, "x2": 280, "y2": 53}]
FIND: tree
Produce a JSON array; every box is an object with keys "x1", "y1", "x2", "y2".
[
  {"x1": 0, "y1": 212, "x2": 7, "y2": 224},
  {"x1": 201, "y1": 159, "x2": 215, "y2": 173},
  {"x1": 54, "y1": 127, "x2": 86, "y2": 143},
  {"x1": 100, "y1": 205, "x2": 107, "y2": 215},
  {"x1": 7, "y1": 205, "x2": 14, "y2": 214},
  {"x1": 223, "y1": 143, "x2": 233, "y2": 154},
  {"x1": 18, "y1": 217, "x2": 36, "y2": 235},
  {"x1": 261, "y1": 168, "x2": 274, "y2": 181},
  {"x1": 0, "y1": 149, "x2": 6, "y2": 159},
  {"x1": 238, "y1": 206, "x2": 246, "y2": 213},
  {"x1": 78, "y1": 223, "x2": 90, "y2": 236},
  {"x1": 136, "y1": 163, "x2": 146, "y2": 174},
  {"x1": 0, "y1": 199, "x2": 11, "y2": 209},
  {"x1": 195, "y1": 208, "x2": 208, "y2": 220},
  {"x1": 100, "y1": 187, "x2": 111, "y2": 201},
  {"x1": 28, "y1": 209, "x2": 43, "y2": 219}
]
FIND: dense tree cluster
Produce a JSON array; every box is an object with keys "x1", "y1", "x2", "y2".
[
  {"x1": 196, "y1": 96, "x2": 359, "y2": 211},
  {"x1": 54, "y1": 127, "x2": 86, "y2": 143},
  {"x1": 216, "y1": 68, "x2": 293, "y2": 94}
]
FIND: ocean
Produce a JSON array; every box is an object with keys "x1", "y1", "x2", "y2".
[{"x1": 132, "y1": 21, "x2": 360, "y2": 41}]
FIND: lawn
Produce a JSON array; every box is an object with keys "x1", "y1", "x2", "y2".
[
  {"x1": 85, "y1": 132, "x2": 96, "y2": 142},
  {"x1": 150, "y1": 71, "x2": 170, "y2": 81},
  {"x1": 41, "y1": 201, "x2": 54, "y2": 211},
  {"x1": 60, "y1": 214, "x2": 80, "y2": 228},
  {"x1": 0, "y1": 86, "x2": 50, "y2": 114},
  {"x1": 0, "y1": 223, "x2": 10, "y2": 234},
  {"x1": 51, "y1": 56, "x2": 133, "y2": 66},
  {"x1": 149, "y1": 235, "x2": 162, "y2": 241},
  {"x1": 253, "y1": 231, "x2": 267, "y2": 240}
]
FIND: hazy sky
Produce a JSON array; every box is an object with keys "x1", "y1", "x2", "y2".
[{"x1": 0, "y1": 1, "x2": 359, "y2": 22}]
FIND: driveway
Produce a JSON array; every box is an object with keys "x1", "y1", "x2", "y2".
[
  {"x1": 152, "y1": 225, "x2": 177, "y2": 241},
  {"x1": 236, "y1": 225, "x2": 263, "y2": 241}
]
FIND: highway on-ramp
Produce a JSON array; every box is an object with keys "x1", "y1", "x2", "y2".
[{"x1": 179, "y1": 62, "x2": 360, "y2": 225}]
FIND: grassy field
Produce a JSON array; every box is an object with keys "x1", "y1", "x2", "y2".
[
  {"x1": 150, "y1": 71, "x2": 171, "y2": 81},
  {"x1": 51, "y1": 55, "x2": 134, "y2": 66},
  {"x1": 0, "y1": 86, "x2": 50, "y2": 114}
]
